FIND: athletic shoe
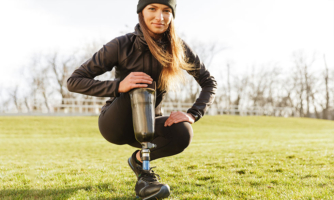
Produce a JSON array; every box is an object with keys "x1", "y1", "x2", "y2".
[
  {"x1": 127, "y1": 151, "x2": 170, "y2": 200},
  {"x1": 134, "y1": 168, "x2": 170, "y2": 200}
]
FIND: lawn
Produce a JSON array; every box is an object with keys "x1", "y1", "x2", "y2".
[{"x1": 0, "y1": 116, "x2": 333, "y2": 199}]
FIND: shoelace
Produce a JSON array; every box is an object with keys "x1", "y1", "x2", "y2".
[{"x1": 137, "y1": 166, "x2": 161, "y2": 183}]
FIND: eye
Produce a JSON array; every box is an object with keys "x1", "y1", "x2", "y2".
[
  {"x1": 149, "y1": 7, "x2": 155, "y2": 11},
  {"x1": 164, "y1": 10, "x2": 171, "y2": 13}
]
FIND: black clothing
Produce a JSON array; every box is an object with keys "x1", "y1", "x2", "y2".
[
  {"x1": 98, "y1": 92, "x2": 193, "y2": 161},
  {"x1": 67, "y1": 23, "x2": 217, "y2": 122}
]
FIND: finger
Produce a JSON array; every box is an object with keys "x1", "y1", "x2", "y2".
[
  {"x1": 133, "y1": 77, "x2": 153, "y2": 84},
  {"x1": 166, "y1": 116, "x2": 179, "y2": 126},
  {"x1": 132, "y1": 72, "x2": 152, "y2": 79},
  {"x1": 166, "y1": 114, "x2": 176, "y2": 124},
  {"x1": 168, "y1": 114, "x2": 188, "y2": 125},
  {"x1": 131, "y1": 72, "x2": 150, "y2": 76},
  {"x1": 164, "y1": 115, "x2": 173, "y2": 126},
  {"x1": 131, "y1": 77, "x2": 153, "y2": 84},
  {"x1": 170, "y1": 111, "x2": 177, "y2": 116},
  {"x1": 133, "y1": 75, "x2": 153, "y2": 79},
  {"x1": 166, "y1": 118, "x2": 173, "y2": 126},
  {"x1": 130, "y1": 79, "x2": 151, "y2": 85},
  {"x1": 131, "y1": 83, "x2": 148, "y2": 89},
  {"x1": 167, "y1": 117, "x2": 185, "y2": 126},
  {"x1": 164, "y1": 116, "x2": 171, "y2": 126},
  {"x1": 165, "y1": 111, "x2": 180, "y2": 124},
  {"x1": 168, "y1": 120, "x2": 180, "y2": 126},
  {"x1": 174, "y1": 118, "x2": 189, "y2": 124}
]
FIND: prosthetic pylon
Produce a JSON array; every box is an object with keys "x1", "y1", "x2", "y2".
[{"x1": 129, "y1": 82, "x2": 157, "y2": 170}]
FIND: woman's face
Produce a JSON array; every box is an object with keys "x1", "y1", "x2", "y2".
[{"x1": 142, "y1": 3, "x2": 173, "y2": 36}]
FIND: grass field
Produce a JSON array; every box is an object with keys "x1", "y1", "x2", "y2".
[{"x1": 0, "y1": 116, "x2": 333, "y2": 200}]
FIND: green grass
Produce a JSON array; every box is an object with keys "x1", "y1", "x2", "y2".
[{"x1": 0, "y1": 116, "x2": 333, "y2": 199}]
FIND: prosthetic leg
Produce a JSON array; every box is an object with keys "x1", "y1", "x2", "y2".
[
  {"x1": 129, "y1": 82, "x2": 157, "y2": 170},
  {"x1": 128, "y1": 82, "x2": 170, "y2": 200}
]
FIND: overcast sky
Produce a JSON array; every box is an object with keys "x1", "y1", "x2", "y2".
[{"x1": 0, "y1": 0, "x2": 333, "y2": 92}]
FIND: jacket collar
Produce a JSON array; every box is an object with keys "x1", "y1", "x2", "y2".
[
  {"x1": 134, "y1": 23, "x2": 169, "y2": 51},
  {"x1": 134, "y1": 23, "x2": 148, "y2": 51}
]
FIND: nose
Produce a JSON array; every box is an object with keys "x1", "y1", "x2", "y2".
[{"x1": 155, "y1": 10, "x2": 164, "y2": 21}]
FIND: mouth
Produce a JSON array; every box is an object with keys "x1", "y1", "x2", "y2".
[{"x1": 152, "y1": 23, "x2": 165, "y2": 26}]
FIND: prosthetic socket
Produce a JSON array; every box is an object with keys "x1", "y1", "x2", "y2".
[{"x1": 129, "y1": 82, "x2": 157, "y2": 170}]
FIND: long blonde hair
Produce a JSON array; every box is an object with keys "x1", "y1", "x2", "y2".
[{"x1": 138, "y1": 12, "x2": 194, "y2": 92}]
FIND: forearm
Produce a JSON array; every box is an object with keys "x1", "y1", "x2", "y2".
[
  {"x1": 67, "y1": 76, "x2": 121, "y2": 97},
  {"x1": 183, "y1": 40, "x2": 217, "y2": 122},
  {"x1": 187, "y1": 85, "x2": 217, "y2": 120},
  {"x1": 67, "y1": 37, "x2": 120, "y2": 97}
]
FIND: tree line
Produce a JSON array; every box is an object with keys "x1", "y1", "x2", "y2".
[{"x1": 1, "y1": 39, "x2": 333, "y2": 120}]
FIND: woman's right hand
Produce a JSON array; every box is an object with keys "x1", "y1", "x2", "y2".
[{"x1": 118, "y1": 72, "x2": 153, "y2": 93}]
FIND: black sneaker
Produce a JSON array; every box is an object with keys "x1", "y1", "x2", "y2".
[
  {"x1": 127, "y1": 152, "x2": 170, "y2": 200},
  {"x1": 135, "y1": 168, "x2": 170, "y2": 200}
]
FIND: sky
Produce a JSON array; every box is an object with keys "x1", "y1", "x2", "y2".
[{"x1": 0, "y1": 0, "x2": 333, "y2": 94}]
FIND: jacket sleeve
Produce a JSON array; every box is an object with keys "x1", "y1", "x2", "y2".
[
  {"x1": 67, "y1": 38, "x2": 121, "y2": 97},
  {"x1": 183, "y1": 41, "x2": 218, "y2": 122}
]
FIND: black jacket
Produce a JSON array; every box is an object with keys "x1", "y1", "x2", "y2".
[{"x1": 67, "y1": 24, "x2": 217, "y2": 122}]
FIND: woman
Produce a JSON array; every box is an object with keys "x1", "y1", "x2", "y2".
[{"x1": 67, "y1": 0, "x2": 217, "y2": 199}]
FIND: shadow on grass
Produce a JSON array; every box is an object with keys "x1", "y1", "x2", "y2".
[{"x1": 1, "y1": 183, "x2": 137, "y2": 200}]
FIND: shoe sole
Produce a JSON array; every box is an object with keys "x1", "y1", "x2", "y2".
[
  {"x1": 128, "y1": 157, "x2": 139, "y2": 178},
  {"x1": 142, "y1": 185, "x2": 170, "y2": 200}
]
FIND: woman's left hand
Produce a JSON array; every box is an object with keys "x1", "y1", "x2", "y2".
[{"x1": 164, "y1": 111, "x2": 195, "y2": 127}]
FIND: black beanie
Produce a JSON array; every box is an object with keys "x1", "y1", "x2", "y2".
[{"x1": 137, "y1": 0, "x2": 177, "y2": 18}]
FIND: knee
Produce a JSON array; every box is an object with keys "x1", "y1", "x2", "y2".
[
  {"x1": 99, "y1": 128, "x2": 126, "y2": 145},
  {"x1": 171, "y1": 122, "x2": 193, "y2": 153},
  {"x1": 98, "y1": 117, "x2": 131, "y2": 145},
  {"x1": 102, "y1": 133, "x2": 128, "y2": 145}
]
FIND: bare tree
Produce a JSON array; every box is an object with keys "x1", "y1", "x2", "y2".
[
  {"x1": 232, "y1": 74, "x2": 249, "y2": 109},
  {"x1": 277, "y1": 76, "x2": 295, "y2": 108},
  {"x1": 39, "y1": 66, "x2": 52, "y2": 112},
  {"x1": 226, "y1": 62, "x2": 232, "y2": 107},
  {"x1": 23, "y1": 96, "x2": 31, "y2": 113},
  {"x1": 320, "y1": 54, "x2": 331, "y2": 119},
  {"x1": 48, "y1": 52, "x2": 76, "y2": 104},
  {"x1": 291, "y1": 51, "x2": 316, "y2": 117},
  {"x1": 1, "y1": 97, "x2": 11, "y2": 113},
  {"x1": 0, "y1": 88, "x2": 5, "y2": 113},
  {"x1": 9, "y1": 85, "x2": 20, "y2": 112},
  {"x1": 331, "y1": 69, "x2": 334, "y2": 120},
  {"x1": 25, "y1": 54, "x2": 54, "y2": 112},
  {"x1": 248, "y1": 64, "x2": 280, "y2": 108}
]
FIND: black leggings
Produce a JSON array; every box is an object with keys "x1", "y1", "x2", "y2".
[{"x1": 98, "y1": 92, "x2": 193, "y2": 161}]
